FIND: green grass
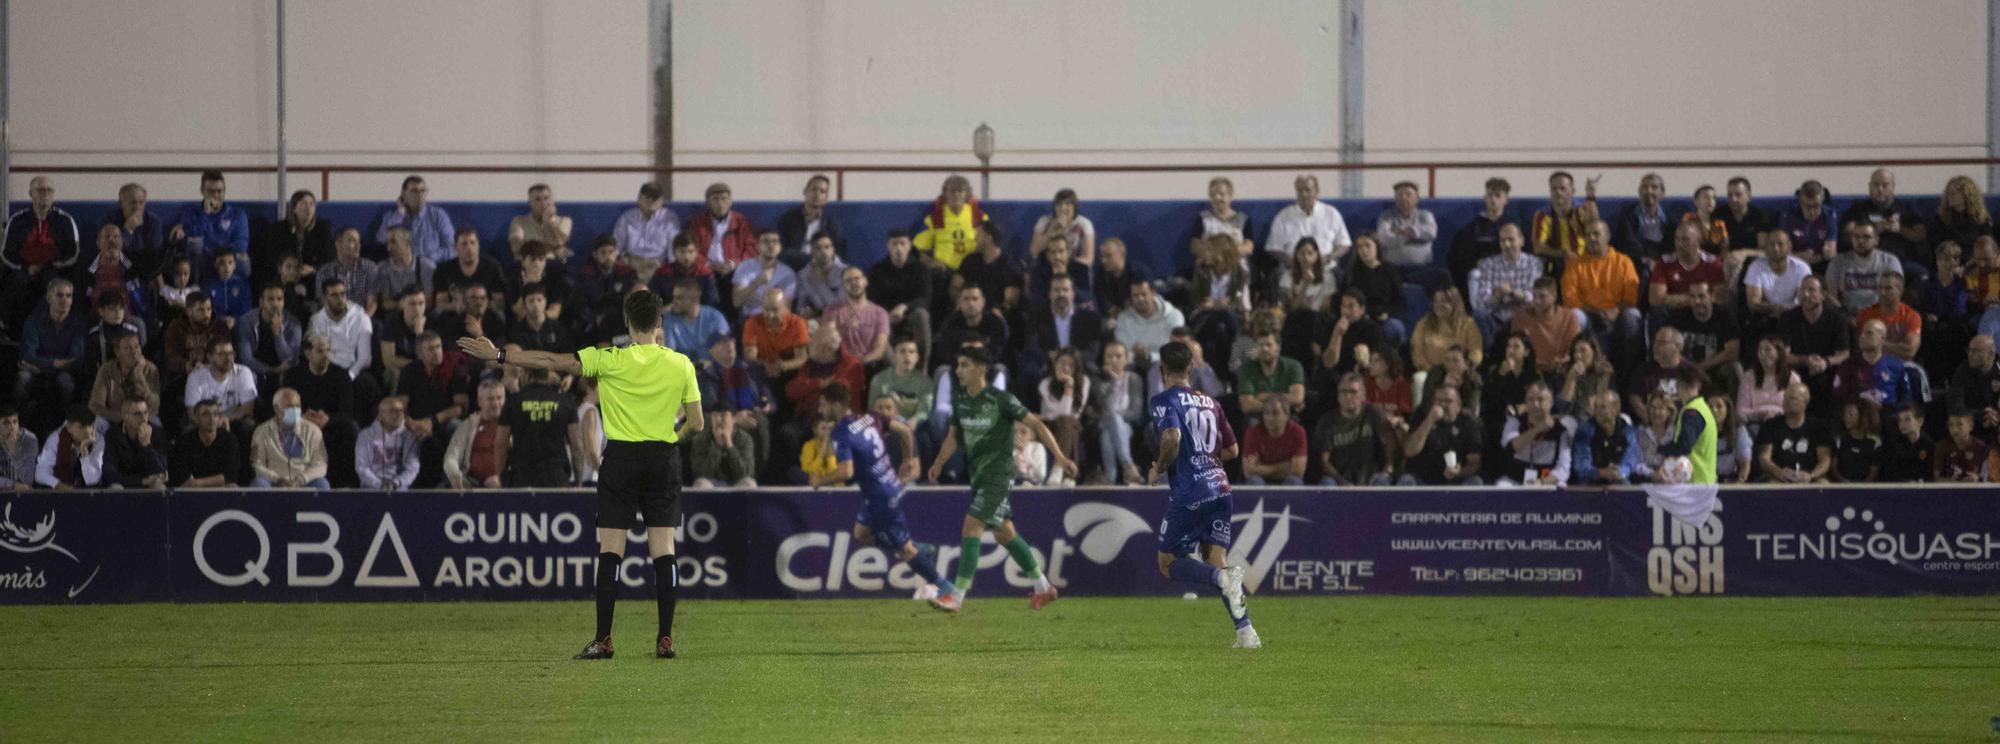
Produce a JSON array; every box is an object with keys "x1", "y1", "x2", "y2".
[{"x1": 2, "y1": 596, "x2": 1997, "y2": 742}]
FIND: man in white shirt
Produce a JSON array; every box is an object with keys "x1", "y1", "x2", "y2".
[
  {"x1": 1374, "y1": 181, "x2": 1438, "y2": 268},
  {"x1": 1744, "y1": 229, "x2": 1813, "y2": 326},
  {"x1": 1470, "y1": 223, "x2": 1541, "y2": 337},
  {"x1": 184, "y1": 337, "x2": 260, "y2": 445},
  {"x1": 1113, "y1": 280, "x2": 1185, "y2": 362},
  {"x1": 308, "y1": 277, "x2": 373, "y2": 380},
  {"x1": 35, "y1": 406, "x2": 104, "y2": 489},
  {"x1": 731, "y1": 230, "x2": 799, "y2": 317},
  {"x1": 612, "y1": 182, "x2": 679, "y2": 277},
  {"x1": 508, "y1": 183, "x2": 574, "y2": 263},
  {"x1": 1264, "y1": 174, "x2": 1352, "y2": 263}
]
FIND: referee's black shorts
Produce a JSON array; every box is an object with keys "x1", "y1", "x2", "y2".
[{"x1": 596, "y1": 440, "x2": 682, "y2": 529}]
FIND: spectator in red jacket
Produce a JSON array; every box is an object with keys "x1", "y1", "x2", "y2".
[
  {"x1": 785, "y1": 326, "x2": 867, "y2": 416},
  {"x1": 685, "y1": 182, "x2": 759, "y2": 276}
]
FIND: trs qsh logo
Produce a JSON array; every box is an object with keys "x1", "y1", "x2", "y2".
[
  {"x1": 1746, "y1": 507, "x2": 2000, "y2": 570},
  {"x1": 0, "y1": 503, "x2": 102, "y2": 598},
  {"x1": 1648, "y1": 500, "x2": 1723, "y2": 596}
]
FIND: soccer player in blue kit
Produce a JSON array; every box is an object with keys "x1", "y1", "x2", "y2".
[
  {"x1": 1144, "y1": 342, "x2": 1260, "y2": 649},
  {"x1": 811, "y1": 383, "x2": 961, "y2": 610}
]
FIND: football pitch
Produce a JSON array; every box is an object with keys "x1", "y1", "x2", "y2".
[{"x1": 3, "y1": 596, "x2": 1996, "y2": 742}]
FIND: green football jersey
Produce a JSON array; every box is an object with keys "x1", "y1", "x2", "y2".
[{"x1": 952, "y1": 385, "x2": 1029, "y2": 492}]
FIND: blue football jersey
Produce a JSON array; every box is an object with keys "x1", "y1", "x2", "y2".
[
  {"x1": 830, "y1": 413, "x2": 904, "y2": 509},
  {"x1": 1148, "y1": 385, "x2": 1235, "y2": 507}
]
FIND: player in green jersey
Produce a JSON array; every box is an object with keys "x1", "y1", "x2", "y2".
[{"x1": 926, "y1": 345, "x2": 1075, "y2": 611}]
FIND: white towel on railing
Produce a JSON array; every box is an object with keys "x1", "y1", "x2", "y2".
[{"x1": 1644, "y1": 484, "x2": 1720, "y2": 529}]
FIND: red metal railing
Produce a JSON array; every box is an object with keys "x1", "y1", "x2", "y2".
[{"x1": 18, "y1": 157, "x2": 2000, "y2": 201}]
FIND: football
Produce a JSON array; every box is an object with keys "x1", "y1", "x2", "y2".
[{"x1": 1659, "y1": 456, "x2": 1695, "y2": 485}]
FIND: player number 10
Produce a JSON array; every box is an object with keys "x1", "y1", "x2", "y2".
[{"x1": 1189, "y1": 407, "x2": 1217, "y2": 452}]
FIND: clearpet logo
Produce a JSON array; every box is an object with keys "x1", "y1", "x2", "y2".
[{"x1": 776, "y1": 501, "x2": 1158, "y2": 593}]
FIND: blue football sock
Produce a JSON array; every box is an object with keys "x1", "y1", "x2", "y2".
[
  {"x1": 1167, "y1": 556, "x2": 1220, "y2": 588},
  {"x1": 907, "y1": 542, "x2": 953, "y2": 594}
]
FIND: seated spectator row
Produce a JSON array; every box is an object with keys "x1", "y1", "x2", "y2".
[{"x1": 2, "y1": 167, "x2": 1997, "y2": 491}]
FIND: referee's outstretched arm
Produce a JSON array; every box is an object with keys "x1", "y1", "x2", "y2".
[
  {"x1": 457, "y1": 337, "x2": 580, "y2": 375},
  {"x1": 677, "y1": 399, "x2": 706, "y2": 438}
]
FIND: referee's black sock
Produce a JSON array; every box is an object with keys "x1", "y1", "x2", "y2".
[
  {"x1": 654, "y1": 555, "x2": 679, "y2": 638},
  {"x1": 594, "y1": 552, "x2": 619, "y2": 640}
]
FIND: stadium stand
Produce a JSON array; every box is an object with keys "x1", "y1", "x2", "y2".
[{"x1": 3, "y1": 172, "x2": 1997, "y2": 490}]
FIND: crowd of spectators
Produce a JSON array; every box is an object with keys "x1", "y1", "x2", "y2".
[{"x1": 3, "y1": 166, "x2": 1998, "y2": 490}]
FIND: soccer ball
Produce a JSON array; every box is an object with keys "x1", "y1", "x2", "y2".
[{"x1": 1658, "y1": 456, "x2": 1694, "y2": 484}]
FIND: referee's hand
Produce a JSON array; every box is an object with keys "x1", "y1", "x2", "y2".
[{"x1": 457, "y1": 336, "x2": 499, "y2": 361}]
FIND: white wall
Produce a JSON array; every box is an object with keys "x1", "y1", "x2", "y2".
[
  {"x1": 6, "y1": 0, "x2": 1991, "y2": 205},
  {"x1": 9, "y1": 0, "x2": 649, "y2": 204},
  {"x1": 1364, "y1": 0, "x2": 1990, "y2": 200}
]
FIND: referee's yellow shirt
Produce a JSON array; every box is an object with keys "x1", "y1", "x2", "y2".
[{"x1": 576, "y1": 344, "x2": 701, "y2": 443}]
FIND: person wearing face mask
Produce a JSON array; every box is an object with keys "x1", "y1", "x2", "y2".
[{"x1": 250, "y1": 388, "x2": 329, "y2": 489}]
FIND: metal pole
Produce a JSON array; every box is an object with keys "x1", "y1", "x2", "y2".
[
  {"x1": 650, "y1": 0, "x2": 673, "y2": 200},
  {"x1": 1989, "y1": 0, "x2": 1999, "y2": 192},
  {"x1": 1, "y1": 0, "x2": 11, "y2": 212},
  {"x1": 1337, "y1": 0, "x2": 1365, "y2": 198},
  {"x1": 276, "y1": 0, "x2": 288, "y2": 204}
]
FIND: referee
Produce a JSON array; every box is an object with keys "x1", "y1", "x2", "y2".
[{"x1": 458, "y1": 289, "x2": 703, "y2": 660}]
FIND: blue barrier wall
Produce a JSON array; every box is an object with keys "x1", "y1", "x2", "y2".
[
  {"x1": 4, "y1": 486, "x2": 1997, "y2": 604},
  {"x1": 19, "y1": 195, "x2": 1993, "y2": 280}
]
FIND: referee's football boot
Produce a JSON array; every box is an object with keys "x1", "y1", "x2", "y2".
[
  {"x1": 656, "y1": 636, "x2": 678, "y2": 659},
  {"x1": 573, "y1": 637, "x2": 615, "y2": 660}
]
